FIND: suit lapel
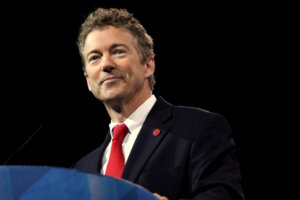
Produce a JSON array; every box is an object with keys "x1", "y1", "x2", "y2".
[
  {"x1": 95, "y1": 132, "x2": 111, "y2": 171},
  {"x1": 122, "y1": 97, "x2": 173, "y2": 182}
]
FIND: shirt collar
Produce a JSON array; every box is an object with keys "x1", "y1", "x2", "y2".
[{"x1": 109, "y1": 95, "x2": 157, "y2": 137}]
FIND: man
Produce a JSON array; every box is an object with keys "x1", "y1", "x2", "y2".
[{"x1": 74, "y1": 8, "x2": 245, "y2": 200}]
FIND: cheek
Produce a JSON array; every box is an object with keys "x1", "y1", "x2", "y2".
[
  {"x1": 128, "y1": 69, "x2": 145, "y2": 86},
  {"x1": 86, "y1": 71, "x2": 100, "y2": 91},
  {"x1": 86, "y1": 68, "x2": 100, "y2": 81},
  {"x1": 123, "y1": 68, "x2": 139, "y2": 84}
]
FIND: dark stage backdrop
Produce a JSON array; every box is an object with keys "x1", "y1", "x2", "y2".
[{"x1": 1, "y1": 1, "x2": 290, "y2": 199}]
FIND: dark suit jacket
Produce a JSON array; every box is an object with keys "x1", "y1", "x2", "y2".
[{"x1": 75, "y1": 97, "x2": 245, "y2": 200}]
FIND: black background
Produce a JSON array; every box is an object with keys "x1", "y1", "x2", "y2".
[{"x1": 0, "y1": 1, "x2": 294, "y2": 199}]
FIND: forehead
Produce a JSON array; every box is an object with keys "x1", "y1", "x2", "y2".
[{"x1": 83, "y1": 26, "x2": 137, "y2": 54}]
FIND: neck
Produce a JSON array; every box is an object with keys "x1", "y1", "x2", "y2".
[{"x1": 104, "y1": 89, "x2": 152, "y2": 123}]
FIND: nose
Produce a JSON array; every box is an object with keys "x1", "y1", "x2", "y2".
[{"x1": 101, "y1": 55, "x2": 116, "y2": 73}]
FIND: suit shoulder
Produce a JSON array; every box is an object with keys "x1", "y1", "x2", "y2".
[
  {"x1": 157, "y1": 97, "x2": 228, "y2": 124},
  {"x1": 173, "y1": 104, "x2": 225, "y2": 121},
  {"x1": 169, "y1": 104, "x2": 231, "y2": 139}
]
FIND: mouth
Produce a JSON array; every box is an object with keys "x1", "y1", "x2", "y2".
[{"x1": 100, "y1": 76, "x2": 122, "y2": 84}]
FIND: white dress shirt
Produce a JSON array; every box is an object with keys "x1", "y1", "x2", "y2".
[{"x1": 101, "y1": 95, "x2": 157, "y2": 175}]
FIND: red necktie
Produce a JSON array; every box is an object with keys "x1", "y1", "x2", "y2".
[{"x1": 105, "y1": 123, "x2": 129, "y2": 178}]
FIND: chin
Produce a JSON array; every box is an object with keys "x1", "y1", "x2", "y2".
[{"x1": 99, "y1": 91, "x2": 125, "y2": 104}]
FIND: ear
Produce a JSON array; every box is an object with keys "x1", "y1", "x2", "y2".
[
  {"x1": 144, "y1": 57, "x2": 155, "y2": 78},
  {"x1": 84, "y1": 72, "x2": 92, "y2": 91}
]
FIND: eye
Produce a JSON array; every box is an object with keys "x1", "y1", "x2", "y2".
[
  {"x1": 114, "y1": 49, "x2": 125, "y2": 55},
  {"x1": 88, "y1": 55, "x2": 100, "y2": 62}
]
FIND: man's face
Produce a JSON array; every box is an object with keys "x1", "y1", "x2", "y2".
[{"x1": 83, "y1": 26, "x2": 154, "y2": 105}]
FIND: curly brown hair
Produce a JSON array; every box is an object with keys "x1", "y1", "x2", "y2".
[{"x1": 77, "y1": 8, "x2": 156, "y2": 91}]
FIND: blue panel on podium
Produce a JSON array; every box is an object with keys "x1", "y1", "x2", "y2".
[{"x1": 0, "y1": 166, "x2": 158, "y2": 200}]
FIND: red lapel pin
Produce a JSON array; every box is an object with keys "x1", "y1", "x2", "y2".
[{"x1": 153, "y1": 128, "x2": 160, "y2": 136}]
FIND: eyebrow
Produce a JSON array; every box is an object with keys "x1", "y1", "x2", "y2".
[{"x1": 86, "y1": 43, "x2": 130, "y2": 58}]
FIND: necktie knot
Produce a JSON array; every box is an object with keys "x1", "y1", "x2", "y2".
[{"x1": 112, "y1": 123, "x2": 129, "y2": 141}]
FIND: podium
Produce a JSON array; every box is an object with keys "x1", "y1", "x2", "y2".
[{"x1": 0, "y1": 166, "x2": 158, "y2": 200}]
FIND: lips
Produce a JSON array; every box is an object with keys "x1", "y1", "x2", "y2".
[{"x1": 100, "y1": 76, "x2": 122, "y2": 84}]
